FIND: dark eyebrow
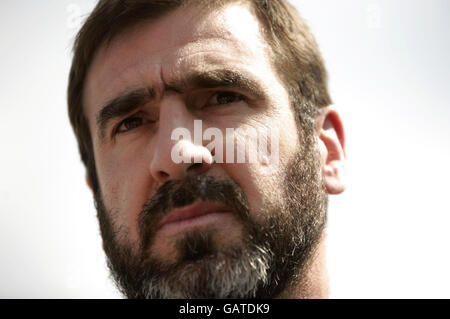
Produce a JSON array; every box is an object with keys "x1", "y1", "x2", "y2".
[
  {"x1": 166, "y1": 69, "x2": 266, "y2": 100},
  {"x1": 96, "y1": 87, "x2": 156, "y2": 139}
]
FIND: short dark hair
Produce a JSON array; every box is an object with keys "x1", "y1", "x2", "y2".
[{"x1": 67, "y1": 0, "x2": 332, "y2": 193}]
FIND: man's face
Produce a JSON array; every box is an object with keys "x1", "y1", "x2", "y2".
[{"x1": 83, "y1": 3, "x2": 327, "y2": 298}]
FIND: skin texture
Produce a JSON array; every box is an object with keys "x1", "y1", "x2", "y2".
[{"x1": 83, "y1": 3, "x2": 345, "y2": 298}]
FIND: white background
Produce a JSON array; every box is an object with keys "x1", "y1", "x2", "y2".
[{"x1": 0, "y1": 0, "x2": 449, "y2": 298}]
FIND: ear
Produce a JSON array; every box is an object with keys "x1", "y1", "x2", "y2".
[
  {"x1": 316, "y1": 106, "x2": 346, "y2": 194},
  {"x1": 86, "y1": 173, "x2": 93, "y2": 192}
]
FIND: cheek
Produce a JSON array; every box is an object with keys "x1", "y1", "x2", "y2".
[
  {"x1": 96, "y1": 144, "x2": 154, "y2": 244},
  {"x1": 220, "y1": 112, "x2": 300, "y2": 216}
]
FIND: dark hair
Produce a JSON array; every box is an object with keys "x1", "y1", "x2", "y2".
[{"x1": 67, "y1": 0, "x2": 331, "y2": 193}]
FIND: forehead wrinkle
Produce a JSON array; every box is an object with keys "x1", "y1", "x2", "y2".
[{"x1": 161, "y1": 33, "x2": 262, "y2": 84}]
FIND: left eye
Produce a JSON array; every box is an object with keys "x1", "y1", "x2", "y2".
[{"x1": 209, "y1": 91, "x2": 244, "y2": 106}]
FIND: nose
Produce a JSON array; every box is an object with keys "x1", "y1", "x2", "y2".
[
  {"x1": 149, "y1": 95, "x2": 213, "y2": 184},
  {"x1": 151, "y1": 140, "x2": 213, "y2": 183}
]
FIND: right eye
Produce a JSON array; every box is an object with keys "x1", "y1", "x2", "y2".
[{"x1": 116, "y1": 116, "x2": 145, "y2": 134}]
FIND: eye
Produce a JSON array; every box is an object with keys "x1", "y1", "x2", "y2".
[
  {"x1": 116, "y1": 116, "x2": 145, "y2": 134},
  {"x1": 208, "y1": 91, "x2": 244, "y2": 106}
]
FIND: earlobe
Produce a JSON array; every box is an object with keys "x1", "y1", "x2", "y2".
[
  {"x1": 86, "y1": 174, "x2": 93, "y2": 192},
  {"x1": 317, "y1": 106, "x2": 346, "y2": 195}
]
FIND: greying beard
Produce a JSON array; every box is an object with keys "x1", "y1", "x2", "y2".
[
  {"x1": 94, "y1": 119, "x2": 327, "y2": 299},
  {"x1": 134, "y1": 230, "x2": 273, "y2": 299}
]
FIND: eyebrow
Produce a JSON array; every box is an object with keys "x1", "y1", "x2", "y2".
[
  {"x1": 167, "y1": 68, "x2": 266, "y2": 100},
  {"x1": 96, "y1": 87, "x2": 156, "y2": 139}
]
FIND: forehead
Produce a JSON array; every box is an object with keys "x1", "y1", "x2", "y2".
[{"x1": 83, "y1": 3, "x2": 273, "y2": 122}]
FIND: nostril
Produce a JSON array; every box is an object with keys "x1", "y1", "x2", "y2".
[{"x1": 158, "y1": 171, "x2": 169, "y2": 180}]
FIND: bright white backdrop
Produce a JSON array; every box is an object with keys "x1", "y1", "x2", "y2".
[{"x1": 0, "y1": 0, "x2": 449, "y2": 298}]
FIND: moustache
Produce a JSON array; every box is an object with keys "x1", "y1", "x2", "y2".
[{"x1": 138, "y1": 174, "x2": 251, "y2": 255}]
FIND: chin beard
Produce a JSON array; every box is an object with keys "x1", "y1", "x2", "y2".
[
  {"x1": 94, "y1": 129, "x2": 327, "y2": 299},
  {"x1": 116, "y1": 229, "x2": 274, "y2": 299}
]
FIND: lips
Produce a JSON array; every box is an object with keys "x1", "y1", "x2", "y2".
[{"x1": 157, "y1": 201, "x2": 231, "y2": 232}]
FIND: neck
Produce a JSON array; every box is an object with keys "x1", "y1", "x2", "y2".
[{"x1": 276, "y1": 232, "x2": 329, "y2": 299}]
